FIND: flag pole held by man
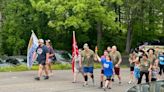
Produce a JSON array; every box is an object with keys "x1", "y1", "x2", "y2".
[
  {"x1": 72, "y1": 31, "x2": 79, "y2": 73},
  {"x1": 72, "y1": 31, "x2": 83, "y2": 83}
]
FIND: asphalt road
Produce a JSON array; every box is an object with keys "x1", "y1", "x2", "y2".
[{"x1": 0, "y1": 68, "x2": 163, "y2": 92}]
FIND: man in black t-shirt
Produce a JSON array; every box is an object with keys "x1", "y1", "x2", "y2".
[{"x1": 33, "y1": 39, "x2": 49, "y2": 80}]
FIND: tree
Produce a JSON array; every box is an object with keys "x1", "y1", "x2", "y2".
[
  {"x1": 1, "y1": 0, "x2": 46, "y2": 55},
  {"x1": 123, "y1": 0, "x2": 164, "y2": 53},
  {"x1": 30, "y1": 0, "x2": 121, "y2": 54}
]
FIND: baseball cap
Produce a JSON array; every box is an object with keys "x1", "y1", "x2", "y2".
[
  {"x1": 38, "y1": 39, "x2": 44, "y2": 43},
  {"x1": 83, "y1": 43, "x2": 89, "y2": 49},
  {"x1": 46, "y1": 39, "x2": 51, "y2": 43}
]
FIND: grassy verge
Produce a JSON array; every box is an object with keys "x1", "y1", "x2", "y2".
[
  {"x1": 0, "y1": 65, "x2": 28, "y2": 72},
  {"x1": 0, "y1": 63, "x2": 128, "y2": 72}
]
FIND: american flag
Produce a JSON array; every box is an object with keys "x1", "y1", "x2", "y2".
[{"x1": 72, "y1": 31, "x2": 79, "y2": 73}]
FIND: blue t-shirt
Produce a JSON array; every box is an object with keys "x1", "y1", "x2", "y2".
[
  {"x1": 101, "y1": 56, "x2": 106, "y2": 68},
  {"x1": 101, "y1": 58, "x2": 113, "y2": 76},
  {"x1": 36, "y1": 45, "x2": 49, "y2": 62},
  {"x1": 159, "y1": 55, "x2": 164, "y2": 65}
]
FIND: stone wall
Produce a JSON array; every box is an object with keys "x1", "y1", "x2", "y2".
[{"x1": 127, "y1": 80, "x2": 164, "y2": 92}]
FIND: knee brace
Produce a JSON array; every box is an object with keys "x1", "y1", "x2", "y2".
[
  {"x1": 84, "y1": 75, "x2": 88, "y2": 81},
  {"x1": 91, "y1": 74, "x2": 94, "y2": 79}
]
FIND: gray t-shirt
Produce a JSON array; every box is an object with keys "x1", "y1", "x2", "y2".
[
  {"x1": 47, "y1": 46, "x2": 55, "y2": 59},
  {"x1": 109, "y1": 51, "x2": 122, "y2": 66},
  {"x1": 36, "y1": 45, "x2": 49, "y2": 62},
  {"x1": 81, "y1": 49, "x2": 95, "y2": 67}
]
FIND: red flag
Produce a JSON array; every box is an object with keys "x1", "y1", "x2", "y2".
[{"x1": 72, "y1": 31, "x2": 79, "y2": 73}]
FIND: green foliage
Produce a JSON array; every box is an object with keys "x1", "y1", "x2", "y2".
[
  {"x1": 1, "y1": 0, "x2": 35, "y2": 55},
  {"x1": 31, "y1": 0, "x2": 119, "y2": 31},
  {"x1": 0, "y1": 0, "x2": 164, "y2": 56},
  {"x1": 29, "y1": 0, "x2": 123, "y2": 53},
  {"x1": 122, "y1": 0, "x2": 164, "y2": 51}
]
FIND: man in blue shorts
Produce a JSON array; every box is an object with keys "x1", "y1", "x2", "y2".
[{"x1": 81, "y1": 43, "x2": 95, "y2": 86}]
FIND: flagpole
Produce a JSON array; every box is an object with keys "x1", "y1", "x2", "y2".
[
  {"x1": 72, "y1": 31, "x2": 75, "y2": 73},
  {"x1": 31, "y1": 30, "x2": 34, "y2": 33},
  {"x1": 27, "y1": 30, "x2": 38, "y2": 69}
]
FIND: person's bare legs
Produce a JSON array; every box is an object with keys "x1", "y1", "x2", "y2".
[
  {"x1": 129, "y1": 71, "x2": 134, "y2": 83},
  {"x1": 90, "y1": 73, "x2": 94, "y2": 85},
  {"x1": 103, "y1": 80, "x2": 109, "y2": 91},
  {"x1": 104, "y1": 80, "x2": 109, "y2": 88},
  {"x1": 48, "y1": 62, "x2": 53, "y2": 76},
  {"x1": 49, "y1": 63, "x2": 52, "y2": 73},
  {"x1": 73, "y1": 72, "x2": 78, "y2": 83},
  {"x1": 38, "y1": 64, "x2": 44, "y2": 77},
  {"x1": 108, "y1": 80, "x2": 112, "y2": 88},
  {"x1": 100, "y1": 74, "x2": 104, "y2": 87},
  {"x1": 149, "y1": 71, "x2": 152, "y2": 82},
  {"x1": 35, "y1": 64, "x2": 44, "y2": 80},
  {"x1": 117, "y1": 75, "x2": 121, "y2": 84},
  {"x1": 45, "y1": 64, "x2": 49, "y2": 76}
]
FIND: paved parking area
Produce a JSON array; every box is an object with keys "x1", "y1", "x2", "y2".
[{"x1": 0, "y1": 68, "x2": 163, "y2": 92}]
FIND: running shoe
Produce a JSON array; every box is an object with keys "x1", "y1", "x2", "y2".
[
  {"x1": 35, "y1": 77, "x2": 40, "y2": 81},
  {"x1": 83, "y1": 82, "x2": 88, "y2": 87},
  {"x1": 112, "y1": 78, "x2": 114, "y2": 82},
  {"x1": 44, "y1": 76, "x2": 49, "y2": 80},
  {"x1": 128, "y1": 80, "x2": 132, "y2": 84}
]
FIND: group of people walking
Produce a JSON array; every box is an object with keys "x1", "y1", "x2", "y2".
[
  {"x1": 72, "y1": 44, "x2": 164, "y2": 91},
  {"x1": 128, "y1": 47, "x2": 164, "y2": 84},
  {"x1": 73, "y1": 44, "x2": 122, "y2": 91},
  {"x1": 32, "y1": 39, "x2": 163, "y2": 91},
  {"x1": 32, "y1": 39, "x2": 55, "y2": 80}
]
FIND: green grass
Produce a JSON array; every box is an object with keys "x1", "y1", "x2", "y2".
[
  {"x1": 0, "y1": 65, "x2": 28, "y2": 72},
  {"x1": 0, "y1": 63, "x2": 128, "y2": 72},
  {"x1": 31, "y1": 64, "x2": 73, "y2": 70}
]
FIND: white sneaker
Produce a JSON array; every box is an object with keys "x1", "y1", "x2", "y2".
[
  {"x1": 83, "y1": 82, "x2": 88, "y2": 87},
  {"x1": 128, "y1": 81, "x2": 132, "y2": 84},
  {"x1": 49, "y1": 73, "x2": 53, "y2": 76}
]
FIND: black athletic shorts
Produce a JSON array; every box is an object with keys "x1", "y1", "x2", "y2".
[
  {"x1": 106, "y1": 76, "x2": 112, "y2": 81},
  {"x1": 130, "y1": 67, "x2": 134, "y2": 71},
  {"x1": 151, "y1": 78, "x2": 157, "y2": 82},
  {"x1": 38, "y1": 61, "x2": 46, "y2": 66}
]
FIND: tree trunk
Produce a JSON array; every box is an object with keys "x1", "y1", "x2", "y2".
[
  {"x1": 163, "y1": 11, "x2": 164, "y2": 34},
  {"x1": 0, "y1": 12, "x2": 2, "y2": 55},
  {"x1": 96, "y1": 22, "x2": 102, "y2": 54},
  {"x1": 148, "y1": 5, "x2": 155, "y2": 36},
  {"x1": 118, "y1": 5, "x2": 121, "y2": 23},
  {"x1": 125, "y1": 21, "x2": 133, "y2": 53}
]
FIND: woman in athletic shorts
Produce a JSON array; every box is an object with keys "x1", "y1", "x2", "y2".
[
  {"x1": 128, "y1": 50, "x2": 137, "y2": 84},
  {"x1": 72, "y1": 49, "x2": 84, "y2": 83},
  {"x1": 46, "y1": 39, "x2": 55, "y2": 75}
]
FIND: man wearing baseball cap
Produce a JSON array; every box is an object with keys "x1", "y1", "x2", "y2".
[
  {"x1": 33, "y1": 39, "x2": 50, "y2": 80},
  {"x1": 81, "y1": 43, "x2": 95, "y2": 86}
]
